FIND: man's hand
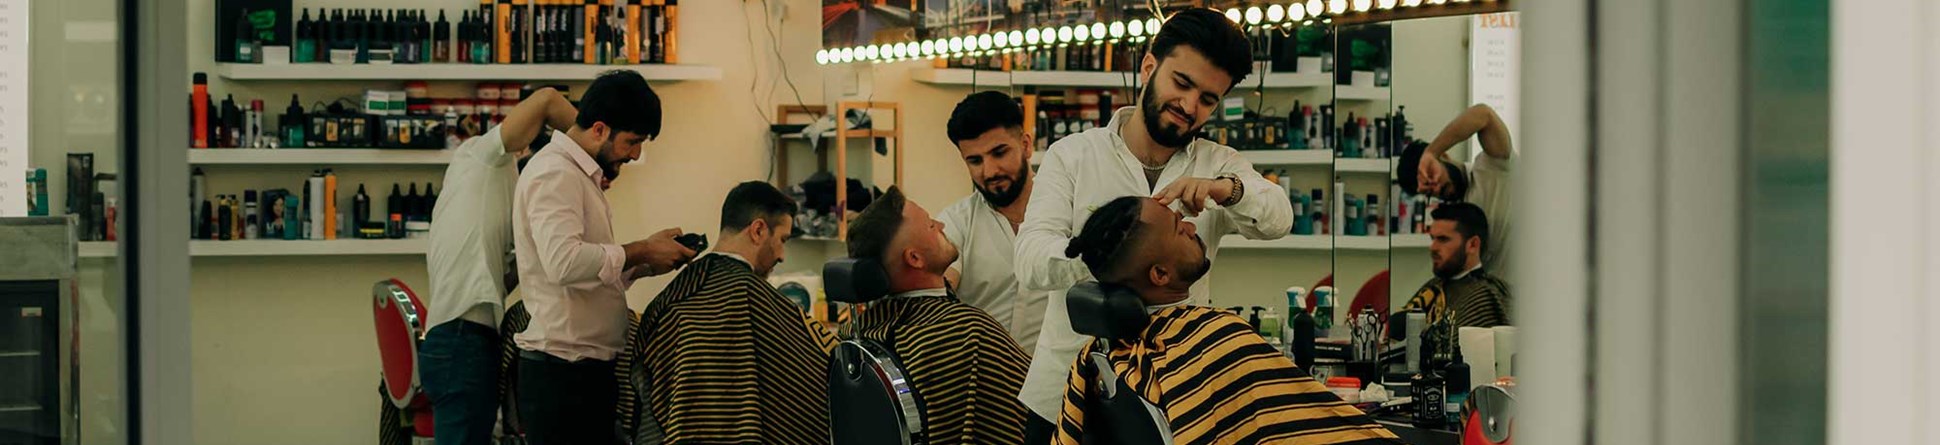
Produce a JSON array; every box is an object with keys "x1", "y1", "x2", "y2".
[
  {"x1": 1153, "y1": 177, "x2": 1236, "y2": 216},
  {"x1": 1417, "y1": 156, "x2": 1450, "y2": 195},
  {"x1": 623, "y1": 227, "x2": 699, "y2": 277}
]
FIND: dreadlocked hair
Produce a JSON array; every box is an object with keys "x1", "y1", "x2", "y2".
[{"x1": 1065, "y1": 196, "x2": 1148, "y2": 280}]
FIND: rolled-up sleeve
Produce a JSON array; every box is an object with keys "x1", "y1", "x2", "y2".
[
  {"x1": 1214, "y1": 151, "x2": 1294, "y2": 240},
  {"x1": 1014, "y1": 144, "x2": 1093, "y2": 292},
  {"x1": 520, "y1": 167, "x2": 628, "y2": 291}
]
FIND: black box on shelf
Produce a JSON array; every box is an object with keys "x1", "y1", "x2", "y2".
[{"x1": 215, "y1": 0, "x2": 294, "y2": 62}]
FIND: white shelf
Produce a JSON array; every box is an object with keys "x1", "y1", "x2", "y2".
[
  {"x1": 188, "y1": 148, "x2": 454, "y2": 165},
  {"x1": 1220, "y1": 235, "x2": 1331, "y2": 250},
  {"x1": 214, "y1": 63, "x2": 723, "y2": 82},
  {"x1": 1240, "y1": 149, "x2": 1332, "y2": 166},
  {"x1": 914, "y1": 68, "x2": 1327, "y2": 89},
  {"x1": 1335, "y1": 85, "x2": 1391, "y2": 101},
  {"x1": 1217, "y1": 234, "x2": 1429, "y2": 251},
  {"x1": 1337, "y1": 158, "x2": 1396, "y2": 174},
  {"x1": 778, "y1": 130, "x2": 897, "y2": 140},
  {"x1": 79, "y1": 239, "x2": 428, "y2": 258},
  {"x1": 792, "y1": 236, "x2": 844, "y2": 243}
]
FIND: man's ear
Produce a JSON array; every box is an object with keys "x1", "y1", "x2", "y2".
[
  {"x1": 1148, "y1": 263, "x2": 1172, "y2": 289},
  {"x1": 748, "y1": 218, "x2": 770, "y2": 243},
  {"x1": 902, "y1": 246, "x2": 924, "y2": 272},
  {"x1": 1466, "y1": 235, "x2": 1482, "y2": 255},
  {"x1": 1139, "y1": 53, "x2": 1158, "y2": 82}
]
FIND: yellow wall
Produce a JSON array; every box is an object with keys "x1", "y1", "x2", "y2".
[{"x1": 38, "y1": 0, "x2": 1477, "y2": 442}]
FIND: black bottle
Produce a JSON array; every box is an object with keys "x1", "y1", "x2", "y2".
[
  {"x1": 353, "y1": 184, "x2": 371, "y2": 232},
  {"x1": 387, "y1": 184, "x2": 405, "y2": 238},
  {"x1": 216, "y1": 195, "x2": 234, "y2": 241},
  {"x1": 199, "y1": 199, "x2": 215, "y2": 239},
  {"x1": 405, "y1": 182, "x2": 421, "y2": 222},
  {"x1": 1444, "y1": 344, "x2": 1472, "y2": 425},
  {"x1": 1292, "y1": 303, "x2": 1316, "y2": 372},
  {"x1": 424, "y1": 182, "x2": 438, "y2": 222}
]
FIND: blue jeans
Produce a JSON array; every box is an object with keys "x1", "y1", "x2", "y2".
[{"x1": 419, "y1": 320, "x2": 501, "y2": 445}]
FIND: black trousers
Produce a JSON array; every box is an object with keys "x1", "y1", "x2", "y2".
[
  {"x1": 1025, "y1": 411, "x2": 1057, "y2": 445},
  {"x1": 516, "y1": 350, "x2": 618, "y2": 445}
]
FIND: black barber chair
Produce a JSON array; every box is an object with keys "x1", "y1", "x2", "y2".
[
  {"x1": 823, "y1": 257, "x2": 926, "y2": 445},
  {"x1": 1065, "y1": 281, "x2": 1175, "y2": 445}
]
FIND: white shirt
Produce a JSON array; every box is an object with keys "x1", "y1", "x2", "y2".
[
  {"x1": 512, "y1": 132, "x2": 643, "y2": 362},
  {"x1": 1013, "y1": 106, "x2": 1295, "y2": 420},
  {"x1": 1464, "y1": 153, "x2": 1512, "y2": 276},
  {"x1": 937, "y1": 192, "x2": 1049, "y2": 356},
  {"x1": 426, "y1": 127, "x2": 519, "y2": 330}
]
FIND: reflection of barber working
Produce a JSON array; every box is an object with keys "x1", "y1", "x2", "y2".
[
  {"x1": 1401, "y1": 202, "x2": 1513, "y2": 328},
  {"x1": 1013, "y1": 9, "x2": 1296, "y2": 441},
  {"x1": 1399, "y1": 103, "x2": 1515, "y2": 275},
  {"x1": 510, "y1": 71, "x2": 699, "y2": 445},
  {"x1": 1055, "y1": 196, "x2": 1403, "y2": 444},
  {"x1": 938, "y1": 91, "x2": 1050, "y2": 356}
]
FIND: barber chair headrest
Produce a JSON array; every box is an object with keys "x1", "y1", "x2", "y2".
[
  {"x1": 1067, "y1": 281, "x2": 1150, "y2": 341},
  {"x1": 824, "y1": 257, "x2": 891, "y2": 304}
]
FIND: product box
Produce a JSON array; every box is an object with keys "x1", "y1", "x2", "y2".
[{"x1": 215, "y1": 0, "x2": 294, "y2": 62}]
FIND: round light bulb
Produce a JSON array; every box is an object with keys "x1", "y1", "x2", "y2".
[
  {"x1": 1267, "y1": 4, "x2": 1286, "y2": 22},
  {"x1": 1091, "y1": 23, "x2": 1107, "y2": 41},
  {"x1": 1245, "y1": 6, "x2": 1263, "y2": 24},
  {"x1": 1426, "y1": 0, "x2": 1444, "y2": 4},
  {"x1": 1330, "y1": 0, "x2": 1348, "y2": 14},
  {"x1": 1024, "y1": 28, "x2": 1041, "y2": 45},
  {"x1": 994, "y1": 33, "x2": 1009, "y2": 48},
  {"x1": 949, "y1": 37, "x2": 964, "y2": 53},
  {"x1": 1146, "y1": 18, "x2": 1161, "y2": 35},
  {"x1": 871, "y1": 45, "x2": 885, "y2": 60},
  {"x1": 1008, "y1": 31, "x2": 1024, "y2": 47},
  {"x1": 921, "y1": 40, "x2": 935, "y2": 56},
  {"x1": 815, "y1": 49, "x2": 829, "y2": 65},
  {"x1": 1129, "y1": 19, "x2": 1145, "y2": 36},
  {"x1": 1402, "y1": 0, "x2": 1421, "y2": 5},
  {"x1": 978, "y1": 34, "x2": 993, "y2": 51},
  {"x1": 1354, "y1": 0, "x2": 1372, "y2": 12},
  {"x1": 1452, "y1": 0, "x2": 1470, "y2": 3},
  {"x1": 1042, "y1": 27, "x2": 1058, "y2": 45},
  {"x1": 1290, "y1": 4, "x2": 1307, "y2": 21},
  {"x1": 839, "y1": 47, "x2": 854, "y2": 63},
  {"x1": 1075, "y1": 23, "x2": 1091, "y2": 42},
  {"x1": 1307, "y1": 0, "x2": 1325, "y2": 16},
  {"x1": 1109, "y1": 21, "x2": 1126, "y2": 38},
  {"x1": 1379, "y1": 0, "x2": 1398, "y2": 8},
  {"x1": 1225, "y1": 8, "x2": 1243, "y2": 23},
  {"x1": 899, "y1": 43, "x2": 912, "y2": 58},
  {"x1": 1058, "y1": 26, "x2": 1073, "y2": 44}
]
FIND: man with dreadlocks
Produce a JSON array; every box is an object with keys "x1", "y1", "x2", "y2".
[{"x1": 1053, "y1": 196, "x2": 1401, "y2": 445}]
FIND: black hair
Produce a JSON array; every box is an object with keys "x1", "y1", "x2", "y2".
[
  {"x1": 720, "y1": 181, "x2": 799, "y2": 234},
  {"x1": 1397, "y1": 140, "x2": 1469, "y2": 199},
  {"x1": 846, "y1": 186, "x2": 908, "y2": 264},
  {"x1": 1147, "y1": 8, "x2": 1254, "y2": 90},
  {"x1": 1430, "y1": 201, "x2": 1490, "y2": 253},
  {"x1": 947, "y1": 91, "x2": 1025, "y2": 144},
  {"x1": 1064, "y1": 196, "x2": 1147, "y2": 281},
  {"x1": 575, "y1": 70, "x2": 662, "y2": 139}
]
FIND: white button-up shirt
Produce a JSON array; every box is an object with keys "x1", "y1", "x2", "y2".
[
  {"x1": 1013, "y1": 106, "x2": 1294, "y2": 420},
  {"x1": 426, "y1": 126, "x2": 518, "y2": 330},
  {"x1": 937, "y1": 192, "x2": 1049, "y2": 356},
  {"x1": 512, "y1": 132, "x2": 642, "y2": 362}
]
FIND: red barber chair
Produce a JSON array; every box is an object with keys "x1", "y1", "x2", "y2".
[
  {"x1": 1463, "y1": 383, "x2": 1517, "y2": 445},
  {"x1": 1350, "y1": 270, "x2": 1393, "y2": 323},
  {"x1": 372, "y1": 278, "x2": 435, "y2": 441}
]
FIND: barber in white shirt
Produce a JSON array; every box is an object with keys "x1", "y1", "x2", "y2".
[
  {"x1": 511, "y1": 70, "x2": 696, "y2": 445},
  {"x1": 935, "y1": 91, "x2": 1049, "y2": 357},
  {"x1": 419, "y1": 86, "x2": 576, "y2": 445},
  {"x1": 1012, "y1": 9, "x2": 1294, "y2": 440}
]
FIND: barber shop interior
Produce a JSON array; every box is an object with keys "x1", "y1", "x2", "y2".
[{"x1": 11, "y1": 0, "x2": 1930, "y2": 443}]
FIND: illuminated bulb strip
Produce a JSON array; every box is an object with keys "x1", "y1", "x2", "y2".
[
  {"x1": 1109, "y1": 21, "x2": 1126, "y2": 39},
  {"x1": 1008, "y1": 30, "x2": 1023, "y2": 48},
  {"x1": 1353, "y1": 0, "x2": 1372, "y2": 12},
  {"x1": 1267, "y1": 4, "x2": 1286, "y2": 22},
  {"x1": 1379, "y1": 0, "x2": 1398, "y2": 8},
  {"x1": 1290, "y1": 4, "x2": 1306, "y2": 21},
  {"x1": 1075, "y1": 23, "x2": 1091, "y2": 42},
  {"x1": 978, "y1": 34, "x2": 994, "y2": 51},
  {"x1": 1329, "y1": 0, "x2": 1348, "y2": 14},
  {"x1": 1025, "y1": 28, "x2": 1041, "y2": 46},
  {"x1": 1058, "y1": 26, "x2": 1074, "y2": 44},
  {"x1": 1091, "y1": 23, "x2": 1106, "y2": 42},
  {"x1": 1307, "y1": 0, "x2": 1325, "y2": 17},
  {"x1": 1226, "y1": 8, "x2": 1243, "y2": 23},
  {"x1": 1129, "y1": 19, "x2": 1145, "y2": 37}
]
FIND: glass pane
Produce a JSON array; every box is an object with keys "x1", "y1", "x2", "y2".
[{"x1": 17, "y1": 0, "x2": 126, "y2": 443}]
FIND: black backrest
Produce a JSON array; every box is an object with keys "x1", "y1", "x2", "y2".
[
  {"x1": 1066, "y1": 281, "x2": 1150, "y2": 341},
  {"x1": 824, "y1": 257, "x2": 891, "y2": 304},
  {"x1": 828, "y1": 340, "x2": 923, "y2": 445}
]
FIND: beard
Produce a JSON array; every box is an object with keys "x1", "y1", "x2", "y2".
[
  {"x1": 594, "y1": 139, "x2": 627, "y2": 185},
  {"x1": 1178, "y1": 235, "x2": 1213, "y2": 284},
  {"x1": 1139, "y1": 78, "x2": 1201, "y2": 148},
  {"x1": 975, "y1": 169, "x2": 1028, "y2": 207},
  {"x1": 1432, "y1": 248, "x2": 1470, "y2": 279}
]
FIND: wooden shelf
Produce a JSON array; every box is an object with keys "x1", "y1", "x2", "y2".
[
  {"x1": 79, "y1": 239, "x2": 429, "y2": 258},
  {"x1": 214, "y1": 63, "x2": 723, "y2": 81},
  {"x1": 188, "y1": 148, "x2": 454, "y2": 165}
]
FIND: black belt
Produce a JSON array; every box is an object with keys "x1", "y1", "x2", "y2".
[{"x1": 519, "y1": 349, "x2": 612, "y2": 365}]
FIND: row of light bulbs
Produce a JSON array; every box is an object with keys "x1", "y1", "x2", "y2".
[{"x1": 816, "y1": 0, "x2": 1493, "y2": 65}]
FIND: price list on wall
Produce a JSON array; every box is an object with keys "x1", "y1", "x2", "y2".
[
  {"x1": 1469, "y1": 12, "x2": 1519, "y2": 155},
  {"x1": 0, "y1": 0, "x2": 24, "y2": 216}
]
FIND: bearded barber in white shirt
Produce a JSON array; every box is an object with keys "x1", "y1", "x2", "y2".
[
  {"x1": 935, "y1": 91, "x2": 1050, "y2": 358},
  {"x1": 1011, "y1": 8, "x2": 1294, "y2": 442}
]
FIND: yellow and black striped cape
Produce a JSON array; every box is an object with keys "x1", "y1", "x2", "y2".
[
  {"x1": 1401, "y1": 269, "x2": 1513, "y2": 328},
  {"x1": 849, "y1": 291, "x2": 1031, "y2": 444},
  {"x1": 632, "y1": 254, "x2": 838, "y2": 444},
  {"x1": 1055, "y1": 306, "x2": 1402, "y2": 445}
]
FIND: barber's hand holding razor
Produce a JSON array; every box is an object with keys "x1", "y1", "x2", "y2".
[{"x1": 624, "y1": 227, "x2": 699, "y2": 277}]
